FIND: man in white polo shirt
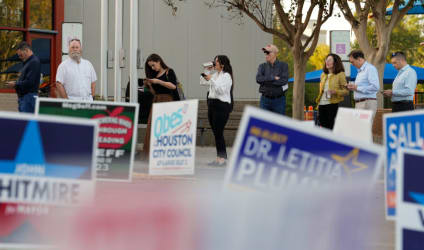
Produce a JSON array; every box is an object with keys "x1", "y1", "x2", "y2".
[{"x1": 56, "y1": 38, "x2": 97, "y2": 101}]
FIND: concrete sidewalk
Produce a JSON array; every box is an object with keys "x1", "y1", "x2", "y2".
[{"x1": 132, "y1": 146, "x2": 231, "y2": 182}]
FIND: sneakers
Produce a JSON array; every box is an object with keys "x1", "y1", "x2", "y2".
[{"x1": 207, "y1": 160, "x2": 226, "y2": 167}]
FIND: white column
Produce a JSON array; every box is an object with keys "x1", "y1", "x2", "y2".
[
  {"x1": 100, "y1": 0, "x2": 108, "y2": 100},
  {"x1": 114, "y1": 0, "x2": 123, "y2": 102},
  {"x1": 129, "y1": 0, "x2": 139, "y2": 103}
]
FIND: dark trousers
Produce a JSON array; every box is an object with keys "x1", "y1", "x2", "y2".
[
  {"x1": 392, "y1": 101, "x2": 414, "y2": 113},
  {"x1": 208, "y1": 99, "x2": 231, "y2": 159},
  {"x1": 18, "y1": 93, "x2": 37, "y2": 113},
  {"x1": 318, "y1": 103, "x2": 339, "y2": 130}
]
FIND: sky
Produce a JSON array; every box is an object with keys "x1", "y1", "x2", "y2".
[{"x1": 280, "y1": 0, "x2": 354, "y2": 28}]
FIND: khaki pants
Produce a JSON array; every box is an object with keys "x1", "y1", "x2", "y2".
[{"x1": 355, "y1": 99, "x2": 377, "y2": 121}]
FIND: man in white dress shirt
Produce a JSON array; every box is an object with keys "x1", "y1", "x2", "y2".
[{"x1": 56, "y1": 38, "x2": 97, "y2": 101}]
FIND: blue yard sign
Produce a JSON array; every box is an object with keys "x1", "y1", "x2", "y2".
[
  {"x1": 396, "y1": 149, "x2": 424, "y2": 250},
  {"x1": 384, "y1": 111, "x2": 424, "y2": 219},
  {"x1": 0, "y1": 112, "x2": 97, "y2": 248},
  {"x1": 224, "y1": 106, "x2": 383, "y2": 192}
]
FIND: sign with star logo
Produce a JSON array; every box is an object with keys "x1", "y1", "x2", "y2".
[
  {"x1": 224, "y1": 106, "x2": 383, "y2": 192},
  {"x1": 384, "y1": 110, "x2": 424, "y2": 219},
  {"x1": 149, "y1": 100, "x2": 198, "y2": 175},
  {"x1": 36, "y1": 98, "x2": 139, "y2": 182},
  {"x1": 0, "y1": 111, "x2": 97, "y2": 248},
  {"x1": 396, "y1": 148, "x2": 424, "y2": 250}
]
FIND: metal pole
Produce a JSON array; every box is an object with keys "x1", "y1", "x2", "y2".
[
  {"x1": 114, "y1": 0, "x2": 123, "y2": 102},
  {"x1": 100, "y1": 0, "x2": 108, "y2": 100},
  {"x1": 129, "y1": 0, "x2": 139, "y2": 103}
]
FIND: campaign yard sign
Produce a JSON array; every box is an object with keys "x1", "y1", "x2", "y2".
[
  {"x1": 384, "y1": 111, "x2": 424, "y2": 219},
  {"x1": 149, "y1": 100, "x2": 198, "y2": 175},
  {"x1": 0, "y1": 112, "x2": 97, "y2": 248},
  {"x1": 36, "y1": 98, "x2": 139, "y2": 182},
  {"x1": 396, "y1": 149, "x2": 424, "y2": 250},
  {"x1": 224, "y1": 106, "x2": 383, "y2": 192},
  {"x1": 333, "y1": 107, "x2": 373, "y2": 143}
]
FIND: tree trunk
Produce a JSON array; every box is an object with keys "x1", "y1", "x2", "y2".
[
  {"x1": 292, "y1": 49, "x2": 307, "y2": 120},
  {"x1": 368, "y1": 59, "x2": 386, "y2": 108}
]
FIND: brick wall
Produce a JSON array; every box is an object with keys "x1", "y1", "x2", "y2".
[{"x1": 0, "y1": 93, "x2": 18, "y2": 112}]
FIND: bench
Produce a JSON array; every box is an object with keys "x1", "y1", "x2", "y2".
[{"x1": 197, "y1": 111, "x2": 241, "y2": 146}]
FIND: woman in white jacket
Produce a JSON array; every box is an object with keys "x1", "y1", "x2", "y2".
[{"x1": 200, "y1": 55, "x2": 234, "y2": 166}]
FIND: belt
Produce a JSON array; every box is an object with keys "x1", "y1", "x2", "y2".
[
  {"x1": 355, "y1": 98, "x2": 376, "y2": 103},
  {"x1": 262, "y1": 94, "x2": 284, "y2": 99},
  {"x1": 393, "y1": 100, "x2": 413, "y2": 104}
]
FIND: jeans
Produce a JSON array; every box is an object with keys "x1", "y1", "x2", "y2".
[
  {"x1": 260, "y1": 94, "x2": 286, "y2": 115},
  {"x1": 18, "y1": 93, "x2": 37, "y2": 113}
]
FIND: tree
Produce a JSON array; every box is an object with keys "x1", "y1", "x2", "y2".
[
  {"x1": 352, "y1": 15, "x2": 424, "y2": 67},
  {"x1": 165, "y1": 0, "x2": 336, "y2": 120},
  {"x1": 336, "y1": 0, "x2": 418, "y2": 107}
]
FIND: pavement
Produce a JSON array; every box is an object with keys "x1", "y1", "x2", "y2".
[
  {"x1": 129, "y1": 146, "x2": 396, "y2": 250},
  {"x1": 132, "y1": 146, "x2": 230, "y2": 183}
]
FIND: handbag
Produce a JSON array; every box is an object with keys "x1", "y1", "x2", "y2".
[
  {"x1": 175, "y1": 80, "x2": 185, "y2": 100},
  {"x1": 166, "y1": 69, "x2": 186, "y2": 101}
]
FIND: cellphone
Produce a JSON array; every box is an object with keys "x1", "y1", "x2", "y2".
[{"x1": 201, "y1": 73, "x2": 207, "y2": 78}]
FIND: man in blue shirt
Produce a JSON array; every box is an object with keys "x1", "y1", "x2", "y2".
[
  {"x1": 347, "y1": 50, "x2": 380, "y2": 118},
  {"x1": 6, "y1": 42, "x2": 41, "y2": 113},
  {"x1": 383, "y1": 51, "x2": 417, "y2": 112},
  {"x1": 256, "y1": 44, "x2": 289, "y2": 115}
]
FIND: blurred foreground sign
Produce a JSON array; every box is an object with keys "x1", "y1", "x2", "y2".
[
  {"x1": 384, "y1": 111, "x2": 424, "y2": 219},
  {"x1": 0, "y1": 112, "x2": 97, "y2": 248},
  {"x1": 396, "y1": 149, "x2": 424, "y2": 250},
  {"x1": 149, "y1": 100, "x2": 198, "y2": 175},
  {"x1": 333, "y1": 107, "x2": 373, "y2": 143},
  {"x1": 36, "y1": 98, "x2": 139, "y2": 182},
  {"x1": 224, "y1": 106, "x2": 383, "y2": 191}
]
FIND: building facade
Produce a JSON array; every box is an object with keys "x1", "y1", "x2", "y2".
[
  {"x1": 0, "y1": 0, "x2": 270, "y2": 111},
  {"x1": 0, "y1": 0, "x2": 64, "y2": 110}
]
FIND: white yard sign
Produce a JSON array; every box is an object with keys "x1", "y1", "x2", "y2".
[
  {"x1": 333, "y1": 107, "x2": 373, "y2": 143},
  {"x1": 149, "y1": 100, "x2": 198, "y2": 175}
]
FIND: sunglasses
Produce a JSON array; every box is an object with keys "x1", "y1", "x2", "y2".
[{"x1": 391, "y1": 51, "x2": 404, "y2": 58}]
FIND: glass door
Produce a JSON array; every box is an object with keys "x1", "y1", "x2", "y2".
[{"x1": 29, "y1": 34, "x2": 54, "y2": 97}]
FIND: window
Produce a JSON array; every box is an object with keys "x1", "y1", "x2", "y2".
[
  {"x1": 0, "y1": 0, "x2": 60, "y2": 93},
  {"x1": 0, "y1": 30, "x2": 24, "y2": 88},
  {"x1": 30, "y1": 0, "x2": 53, "y2": 30},
  {"x1": 0, "y1": 0, "x2": 24, "y2": 27}
]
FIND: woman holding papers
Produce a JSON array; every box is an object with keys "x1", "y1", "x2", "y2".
[
  {"x1": 200, "y1": 55, "x2": 234, "y2": 167},
  {"x1": 315, "y1": 53, "x2": 348, "y2": 129},
  {"x1": 141, "y1": 53, "x2": 178, "y2": 161}
]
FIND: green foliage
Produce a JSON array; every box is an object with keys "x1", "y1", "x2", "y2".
[
  {"x1": 352, "y1": 16, "x2": 424, "y2": 66},
  {"x1": 309, "y1": 44, "x2": 330, "y2": 70},
  {"x1": 285, "y1": 83, "x2": 320, "y2": 117}
]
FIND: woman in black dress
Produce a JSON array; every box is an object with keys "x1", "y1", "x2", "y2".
[{"x1": 141, "y1": 53, "x2": 177, "y2": 160}]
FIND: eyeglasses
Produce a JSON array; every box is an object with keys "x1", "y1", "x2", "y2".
[
  {"x1": 264, "y1": 50, "x2": 270, "y2": 55},
  {"x1": 391, "y1": 51, "x2": 404, "y2": 58}
]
